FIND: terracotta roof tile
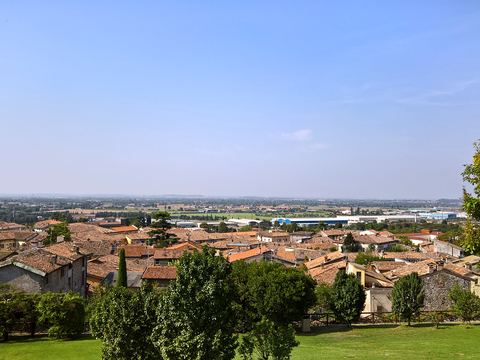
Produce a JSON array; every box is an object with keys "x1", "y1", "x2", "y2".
[
  {"x1": 43, "y1": 242, "x2": 91, "y2": 261},
  {"x1": 305, "y1": 251, "x2": 345, "y2": 270},
  {"x1": 153, "y1": 249, "x2": 189, "y2": 260},
  {"x1": 166, "y1": 241, "x2": 203, "y2": 251},
  {"x1": 0, "y1": 248, "x2": 70, "y2": 275},
  {"x1": 118, "y1": 245, "x2": 155, "y2": 258},
  {"x1": 383, "y1": 259, "x2": 473, "y2": 281},
  {"x1": 142, "y1": 266, "x2": 177, "y2": 280},
  {"x1": 310, "y1": 262, "x2": 347, "y2": 285},
  {"x1": 371, "y1": 261, "x2": 407, "y2": 272},
  {"x1": 227, "y1": 246, "x2": 270, "y2": 262},
  {"x1": 111, "y1": 226, "x2": 138, "y2": 233},
  {"x1": 353, "y1": 234, "x2": 399, "y2": 245}
]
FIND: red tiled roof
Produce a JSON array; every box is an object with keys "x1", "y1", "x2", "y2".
[
  {"x1": 0, "y1": 248, "x2": 70, "y2": 275},
  {"x1": 118, "y1": 245, "x2": 155, "y2": 258},
  {"x1": 353, "y1": 234, "x2": 399, "y2": 245},
  {"x1": 305, "y1": 251, "x2": 345, "y2": 270},
  {"x1": 43, "y1": 242, "x2": 91, "y2": 261},
  {"x1": 371, "y1": 261, "x2": 407, "y2": 272},
  {"x1": 166, "y1": 241, "x2": 203, "y2": 251},
  {"x1": 153, "y1": 249, "x2": 190, "y2": 260},
  {"x1": 310, "y1": 261, "x2": 347, "y2": 284},
  {"x1": 227, "y1": 246, "x2": 270, "y2": 262},
  {"x1": 383, "y1": 259, "x2": 475, "y2": 281},
  {"x1": 142, "y1": 266, "x2": 177, "y2": 280},
  {"x1": 111, "y1": 226, "x2": 138, "y2": 232}
]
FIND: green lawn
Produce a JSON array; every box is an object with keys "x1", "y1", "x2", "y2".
[
  {"x1": 2, "y1": 324, "x2": 479, "y2": 360},
  {"x1": 0, "y1": 334, "x2": 101, "y2": 360},
  {"x1": 287, "y1": 323, "x2": 480, "y2": 360}
]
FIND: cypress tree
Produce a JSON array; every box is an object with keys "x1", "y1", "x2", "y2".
[{"x1": 117, "y1": 248, "x2": 127, "y2": 288}]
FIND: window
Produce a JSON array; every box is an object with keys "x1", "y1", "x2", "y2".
[
  {"x1": 69, "y1": 263, "x2": 73, "y2": 269},
  {"x1": 356, "y1": 272, "x2": 362, "y2": 281},
  {"x1": 61, "y1": 268, "x2": 65, "y2": 277},
  {"x1": 45, "y1": 274, "x2": 49, "y2": 285}
]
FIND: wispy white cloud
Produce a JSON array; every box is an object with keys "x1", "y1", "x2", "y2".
[
  {"x1": 299, "y1": 143, "x2": 327, "y2": 153},
  {"x1": 271, "y1": 129, "x2": 312, "y2": 141},
  {"x1": 397, "y1": 78, "x2": 480, "y2": 106},
  {"x1": 192, "y1": 145, "x2": 244, "y2": 156}
]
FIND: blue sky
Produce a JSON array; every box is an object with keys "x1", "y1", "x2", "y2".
[{"x1": 1, "y1": 1, "x2": 479, "y2": 198}]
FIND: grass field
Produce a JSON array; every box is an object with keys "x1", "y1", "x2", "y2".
[
  {"x1": 0, "y1": 334, "x2": 101, "y2": 360},
  {"x1": 2, "y1": 323, "x2": 478, "y2": 360}
]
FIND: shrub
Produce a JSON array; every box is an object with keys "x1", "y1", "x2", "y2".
[
  {"x1": 38, "y1": 292, "x2": 85, "y2": 339},
  {"x1": 329, "y1": 271, "x2": 365, "y2": 326}
]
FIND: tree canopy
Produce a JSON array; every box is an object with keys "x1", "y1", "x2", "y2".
[
  {"x1": 388, "y1": 272, "x2": 425, "y2": 326},
  {"x1": 231, "y1": 260, "x2": 317, "y2": 330},
  {"x1": 218, "y1": 221, "x2": 229, "y2": 233},
  {"x1": 43, "y1": 221, "x2": 71, "y2": 245},
  {"x1": 147, "y1": 211, "x2": 177, "y2": 247},
  {"x1": 448, "y1": 283, "x2": 480, "y2": 328},
  {"x1": 152, "y1": 246, "x2": 238, "y2": 360},
  {"x1": 461, "y1": 139, "x2": 480, "y2": 254},
  {"x1": 89, "y1": 282, "x2": 160, "y2": 360},
  {"x1": 238, "y1": 318, "x2": 299, "y2": 360},
  {"x1": 343, "y1": 232, "x2": 356, "y2": 252},
  {"x1": 329, "y1": 270, "x2": 365, "y2": 326}
]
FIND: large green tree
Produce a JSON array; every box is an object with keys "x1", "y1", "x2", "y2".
[
  {"x1": 37, "y1": 291, "x2": 85, "y2": 339},
  {"x1": 238, "y1": 318, "x2": 299, "y2": 360},
  {"x1": 89, "y1": 282, "x2": 160, "y2": 360},
  {"x1": 0, "y1": 291, "x2": 20, "y2": 341},
  {"x1": 343, "y1": 232, "x2": 356, "y2": 252},
  {"x1": 147, "y1": 211, "x2": 177, "y2": 247},
  {"x1": 388, "y1": 272, "x2": 425, "y2": 326},
  {"x1": 231, "y1": 260, "x2": 317, "y2": 330},
  {"x1": 448, "y1": 283, "x2": 480, "y2": 328},
  {"x1": 329, "y1": 271, "x2": 365, "y2": 326},
  {"x1": 461, "y1": 139, "x2": 480, "y2": 254},
  {"x1": 43, "y1": 221, "x2": 71, "y2": 245},
  {"x1": 218, "y1": 221, "x2": 229, "y2": 233},
  {"x1": 152, "y1": 246, "x2": 238, "y2": 360}
]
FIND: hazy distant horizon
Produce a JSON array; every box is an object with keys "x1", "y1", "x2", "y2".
[
  {"x1": 0, "y1": 193, "x2": 463, "y2": 202},
  {"x1": 1, "y1": 1, "x2": 479, "y2": 199}
]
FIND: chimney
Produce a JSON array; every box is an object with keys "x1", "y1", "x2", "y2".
[
  {"x1": 73, "y1": 246, "x2": 80, "y2": 254},
  {"x1": 428, "y1": 263, "x2": 435, "y2": 274},
  {"x1": 437, "y1": 261, "x2": 444, "y2": 271},
  {"x1": 465, "y1": 262, "x2": 472, "y2": 271},
  {"x1": 51, "y1": 255, "x2": 57, "y2": 264}
]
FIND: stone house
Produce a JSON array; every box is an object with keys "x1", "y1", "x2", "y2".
[
  {"x1": 0, "y1": 243, "x2": 91, "y2": 297},
  {"x1": 257, "y1": 231, "x2": 290, "y2": 243},
  {"x1": 384, "y1": 259, "x2": 476, "y2": 311}
]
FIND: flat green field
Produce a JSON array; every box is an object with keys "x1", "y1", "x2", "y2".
[
  {"x1": 287, "y1": 323, "x2": 480, "y2": 360},
  {"x1": 170, "y1": 211, "x2": 332, "y2": 221},
  {"x1": 2, "y1": 324, "x2": 478, "y2": 360},
  {"x1": 0, "y1": 334, "x2": 101, "y2": 360}
]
